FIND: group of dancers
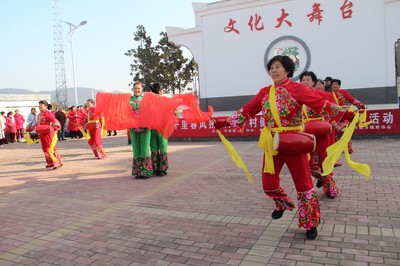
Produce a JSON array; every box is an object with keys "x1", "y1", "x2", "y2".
[
  {"x1": 29, "y1": 55, "x2": 368, "y2": 241},
  {"x1": 214, "y1": 55, "x2": 369, "y2": 240},
  {"x1": 29, "y1": 82, "x2": 169, "y2": 180}
]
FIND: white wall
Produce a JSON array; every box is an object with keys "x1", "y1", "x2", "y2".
[{"x1": 168, "y1": 0, "x2": 400, "y2": 99}]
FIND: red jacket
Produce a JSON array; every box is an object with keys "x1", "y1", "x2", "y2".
[
  {"x1": 14, "y1": 113, "x2": 25, "y2": 130},
  {"x1": 6, "y1": 116, "x2": 17, "y2": 133}
]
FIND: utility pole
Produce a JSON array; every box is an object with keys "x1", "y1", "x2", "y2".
[{"x1": 53, "y1": 0, "x2": 68, "y2": 108}]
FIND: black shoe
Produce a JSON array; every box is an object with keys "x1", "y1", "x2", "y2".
[
  {"x1": 113, "y1": 133, "x2": 117, "y2": 136},
  {"x1": 135, "y1": 175, "x2": 150, "y2": 179},
  {"x1": 306, "y1": 227, "x2": 318, "y2": 240},
  {"x1": 271, "y1": 209, "x2": 284, "y2": 219},
  {"x1": 45, "y1": 165, "x2": 54, "y2": 168},
  {"x1": 128, "y1": 140, "x2": 131, "y2": 145},
  {"x1": 159, "y1": 171, "x2": 167, "y2": 176},
  {"x1": 326, "y1": 193, "x2": 335, "y2": 199},
  {"x1": 154, "y1": 171, "x2": 161, "y2": 176},
  {"x1": 316, "y1": 180, "x2": 323, "y2": 188}
]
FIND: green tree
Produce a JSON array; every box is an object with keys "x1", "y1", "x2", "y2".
[
  {"x1": 125, "y1": 25, "x2": 198, "y2": 95},
  {"x1": 125, "y1": 25, "x2": 160, "y2": 89}
]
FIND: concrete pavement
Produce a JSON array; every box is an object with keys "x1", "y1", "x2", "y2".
[{"x1": 0, "y1": 134, "x2": 399, "y2": 265}]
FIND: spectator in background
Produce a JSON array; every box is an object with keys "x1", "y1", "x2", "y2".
[
  {"x1": 77, "y1": 105, "x2": 85, "y2": 138},
  {"x1": 0, "y1": 111, "x2": 6, "y2": 147},
  {"x1": 107, "y1": 130, "x2": 117, "y2": 136},
  {"x1": 14, "y1": 109, "x2": 25, "y2": 142},
  {"x1": 26, "y1": 108, "x2": 38, "y2": 129},
  {"x1": 5, "y1": 111, "x2": 16, "y2": 143},
  {"x1": 55, "y1": 106, "x2": 67, "y2": 141},
  {"x1": 67, "y1": 106, "x2": 79, "y2": 139},
  {"x1": 315, "y1": 79, "x2": 325, "y2": 91},
  {"x1": 324, "y1": 76, "x2": 333, "y2": 92}
]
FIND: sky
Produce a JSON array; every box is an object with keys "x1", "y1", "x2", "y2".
[{"x1": 0, "y1": 0, "x2": 215, "y2": 94}]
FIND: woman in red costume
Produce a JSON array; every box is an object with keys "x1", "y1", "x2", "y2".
[
  {"x1": 35, "y1": 100, "x2": 63, "y2": 170},
  {"x1": 215, "y1": 56, "x2": 351, "y2": 240},
  {"x1": 331, "y1": 79, "x2": 366, "y2": 154},
  {"x1": 84, "y1": 99, "x2": 107, "y2": 159},
  {"x1": 67, "y1": 106, "x2": 79, "y2": 139},
  {"x1": 300, "y1": 71, "x2": 339, "y2": 198}
]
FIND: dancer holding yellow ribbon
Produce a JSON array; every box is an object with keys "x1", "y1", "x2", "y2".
[
  {"x1": 83, "y1": 99, "x2": 107, "y2": 160},
  {"x1": 214, "y1": 55, "x2": 351, "y2": 240},
  {"x1": 35, "y1": 100, "x2": 63, "y2": 170}
]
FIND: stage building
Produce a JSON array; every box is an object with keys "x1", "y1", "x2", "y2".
[{"x1": 167, "y1": 0, "x2": 400, "y2": 111}]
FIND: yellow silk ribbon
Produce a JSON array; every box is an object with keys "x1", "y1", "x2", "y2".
[
  {"x1": 269, "y1": 85, "x2": 281, "y2": 127},
  {"x1": 322, "y1": 110, "x2": 371, "y2": 180},
  {"x1": 332, "y1": 91, "x2": 339, "y2": 105},
  {"x1": 101, "y1": 117, "x2": 107, "y2": 137},
  {"x1": 217, "y1": 129, "x2": 254, "y2": 184},
  {"x1": 48, "y1": 132, "x2": 59, "y2": 162},
  {"x1": 358, "y1": 108, "x2": 372, "y2": 128},
  {"x1": 25, "y1": 132, "x2": 39, "y2": 145},
  {"x1": 79, "y1": 125, "x2": 91, "y2": 140}
]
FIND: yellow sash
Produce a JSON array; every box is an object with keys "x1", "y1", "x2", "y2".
[
  {"x1": 80, "y1": 117, "x2": 107, "y2": 140},
  {"x1": 257, "y1": 85, "x2": 302, "y2": 174},
  {"x1": 48, "y1": 132, "x2": 59, "y2": 162},
  {"x1": 322, "y1": 109, "x2": 371, "y2": 180}
]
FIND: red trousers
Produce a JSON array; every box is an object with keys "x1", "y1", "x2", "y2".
[
  {"x1": 88, "y1": 128, "x2": 106, "y2": 158},
  {"x1": 262, "y1": 152, "x2": 313, "y2": 192},
  {"x1": 39, "y1": 131, "x2": 62, "y2": 167},
  {"x1": 262, "y1": 152, "x2": 320, "y2": 230}
]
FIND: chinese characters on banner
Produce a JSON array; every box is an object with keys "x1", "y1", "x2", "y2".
[
  {"x1": 224, "y1": 0, "x2": 353, "y2": 35},
  {"x1": 170, "y1": 109, "x2": 400, "y2": 138}
]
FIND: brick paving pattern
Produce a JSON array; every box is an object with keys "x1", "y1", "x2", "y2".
[{"x1": 0, "y1": 134, "x2": 399, "y2": 265}]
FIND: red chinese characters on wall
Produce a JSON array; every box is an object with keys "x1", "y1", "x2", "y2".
[
  {"x1": 275, "y1": 8, "x2": 292, "y2": 28},
  {"x1": 223, "y1": 0, "x2": 354, "y2": 34},
  {"x1": 340, "y1": 0, "x2": 353, "y2": 19},
  {"x1": 248, "y1": 13, "x2": 265, "y2": 31},
  {"x1": 307, "y1": 3, "x2": 324, "y2": 25},
  {"x1": 224, "y1": 18, "x2": 240, "y2": 34}
]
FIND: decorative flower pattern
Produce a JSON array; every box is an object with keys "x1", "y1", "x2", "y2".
[
  {"x1": 265, "y1": 186, "x2": 295, "y2": 211},
  {"x1": 130, "y1": 95, "x2": 148, "y2": 133},
  {"x1": 322, "y1": 174, "x2": 339, "y2": 198},
  {"x1": 132, "y1": 156, "x2": 153, "y2": 177},
  {"x1": 297, "y1": 189, "x2": 320, "y2": 229}
]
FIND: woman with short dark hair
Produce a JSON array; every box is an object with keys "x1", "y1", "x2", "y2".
[
  {"x1": 36, "y1": 100, "x2": 63, "y2": 169},
  {"x1": 149, "y1": 83, "x2": 169, "y2": 176},
  {"x1": 215, "y1": 55, "x2": 350, "y2": 240}
]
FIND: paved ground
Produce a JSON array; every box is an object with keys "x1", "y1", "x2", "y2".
[{"x1": 0, "y1": 133, "x2": 399, "y2": 266}]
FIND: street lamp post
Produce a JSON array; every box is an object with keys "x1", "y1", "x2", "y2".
[{"x1": 64, "y1": 20, "x2": 87, "y2": 107}]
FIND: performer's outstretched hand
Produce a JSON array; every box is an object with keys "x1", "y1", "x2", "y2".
[
  {"x1": 342, "y1": 110, "x2": 355, "y2": 122},
  {"x1": 356, "y1": 102, "x2": 366, "y2": 110},
  {"x1": 213, "y1": 118, "x2": 230, "y2": 129}
]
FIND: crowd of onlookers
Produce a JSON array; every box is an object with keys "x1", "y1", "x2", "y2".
[
  {"x1": 0, "y1": 105, "x2": 80, "y2": 148},
  {"x1": 0, "y1": 109, "x2": 26, "y2": 148},
  {"x1": 0, "y1": 103, "x2": 122, "y2": 149}
]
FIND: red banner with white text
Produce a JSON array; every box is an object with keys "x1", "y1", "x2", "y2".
[{"x1": 170, "y1": 109, "x2": 400, "y2": 138}]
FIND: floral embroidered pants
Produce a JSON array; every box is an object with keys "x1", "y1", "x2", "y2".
[
  {"x1": 150, "y1": 130, "x2": 168, "y2": 173},
  {"x1": 262, "y1": 152, "x2": 320, "y2": 229},
  {"x1": 310, "y1": 132, "x2": 339, "y2": 198},
  {"x1": 131, "y1": 130, "x2": 153, "y2": 177}
]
